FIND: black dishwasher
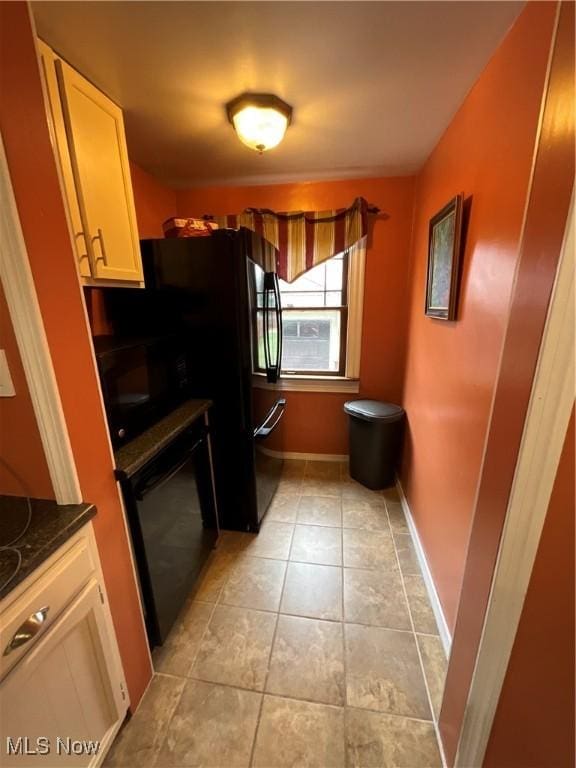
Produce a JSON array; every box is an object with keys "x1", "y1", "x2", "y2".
[{"x1": 117, "y1": 419, "x2": 218, "y2": 647}]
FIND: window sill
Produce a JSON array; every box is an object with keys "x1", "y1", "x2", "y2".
[{"x1": 253, "y1": 374, "x2": 360, "y2": 394}]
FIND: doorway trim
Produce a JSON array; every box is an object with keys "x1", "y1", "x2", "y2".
[
  {"x1": 0, "y1": 132, "x2": 81, "y2": 504},
  {"x1": 455, "y1": 192, "x2": 574, "y2": 766}
]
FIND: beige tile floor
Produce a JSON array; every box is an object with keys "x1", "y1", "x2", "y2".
[{"x1": 105, "y1": 461, "x2": 447, "y2": 768}]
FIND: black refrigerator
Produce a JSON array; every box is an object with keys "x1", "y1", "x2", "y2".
[{"x1": 104, "y1": 228, "x2": 285, "y2": 532}]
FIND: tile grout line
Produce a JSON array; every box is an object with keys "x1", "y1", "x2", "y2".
[
  {"x1": 156, "y1": 670, "x2": 439, "y2": 727},
  {"x1": 247, "y1": 470, "x2": 302, "y2": 768},
  {"x1": 385, "y1": 495, "x2": 446, "y2": 767},
  {"x1": 222, "y1": 547, "x2": 414, "y2": 560},
  {"x1": 184, "y1": 598, "x2": 219, "y2": 676},
  {"x1": 149, "y1": 598, "x2": 221, "y2": 764},
  {"x1": 206, "y1": 575, "x2": 423, "y2": 626},
  {"x1": 218, "y1": 548, "x2": 422, "y2": 571},
  {"x1": 340, "y1": 486, "x2": 351, "y2": 768},
  {"x1": 345, "y1": 489, "x2": 399, "y2": 768},
  {"x1": 207, "y1": 583, "x2": 422, "y2": 633}
]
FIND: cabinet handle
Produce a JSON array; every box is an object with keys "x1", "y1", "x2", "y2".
[
  {"x1": 92, "y1": 228, "x2": 108, "y2": 267},
  {"x1": 3, "y1": 606, "x2": 50, "y2": 656},
  {"x1": 74, "y1": 231, "x2": 93, "y2": 275}
]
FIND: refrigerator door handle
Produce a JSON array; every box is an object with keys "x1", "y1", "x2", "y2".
[
  {"x1": 263, "y1": 273, "x2": 271, "y2": 376},
  {"x1": 263, "y1": 272, "x2": 279, "y2": 383},
  {"x1": 254, "y1": 398, "x2": 286, "y2": 438},
  {"x1": 273, "y1": 272, "x2": 283, "y2": 381}
]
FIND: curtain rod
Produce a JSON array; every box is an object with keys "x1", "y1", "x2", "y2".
[{"x1": 202, "y1": 203, "x2": 381, "y2": 221}]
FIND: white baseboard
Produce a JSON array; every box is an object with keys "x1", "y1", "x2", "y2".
[
  {"x1": 395, "y1": 478, "x2": 452, "y2": 657},
  {"x1": 260, "y1": 448, "x2": 348, "y2": 462}
]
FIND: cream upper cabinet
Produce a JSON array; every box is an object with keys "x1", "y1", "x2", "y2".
[
  {"x1": 37, "y1": 40, "x2": 92, "y2": 279},
  {"x1": 38, "y1": 40, "x2": 143, "y2": 285}
]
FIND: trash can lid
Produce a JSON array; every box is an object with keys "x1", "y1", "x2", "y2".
[{"x1": 343, "y1": 399, "x2": 405, "y2": 423}]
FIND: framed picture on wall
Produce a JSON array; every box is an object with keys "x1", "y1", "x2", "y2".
[{"x1": 425, "y1": 194, "x2": 463, "y2": 320}]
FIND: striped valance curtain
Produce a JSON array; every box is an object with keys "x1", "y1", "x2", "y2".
[{"x1": 207, "y1": 197, "x2": 369, "y2": 283}]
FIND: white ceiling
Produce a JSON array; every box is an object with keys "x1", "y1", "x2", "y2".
[{"x1": 33, "y1": 1, "x2": 524, "y2": 188}]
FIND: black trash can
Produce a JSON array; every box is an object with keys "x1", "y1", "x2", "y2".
[{"x1": 343, "y1": 400, "x2": 405, "y2": 489}]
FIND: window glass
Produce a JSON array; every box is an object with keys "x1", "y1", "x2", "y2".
[
  {"x1": 255, "y1": 311, "x2": 279, "y2": 369},
  {"x1": 326, "y1": 259, "x2": 343, "y2": 291},
  {"x1": 325, "y1": 291, "x2": 343, "y2": 307},
  {"x1": 281, "y1": 310, "x2": 342, "y2": 372},
  {"x1": 278, "y1": 254, "x2": 345, "y2": 308},
  {"x1": 253, "y1": 263, "x2": 265, "y2": 292},
  {"x1": 256, "y1": 312, "x2": 265, "y2": 369},
  {"x1": 281, "y1": 292, "x2": 325, "y2": 308}
]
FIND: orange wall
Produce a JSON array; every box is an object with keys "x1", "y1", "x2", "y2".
[
  {"x1": 440, "y1": 4, "x2": 574, "y2": 761},
  {"x1": 85, "y1": 162, "x2": 177, "y2": 336},
  {"x1": 130, "y1": 161, "x2": 177, "y2": 238},
  {"x1": 177, "y1": 177, "x2": 415, "y2": 454},
  {"x1": 399, "y1": 2, "x2": 556, "y2": 630},
  {"x1": 0, "y1": 284, "x2": 53, "y2": 498},
  {"x1": 0, "y1": 1, "x2": 152, "y2": 705},
  {"x1": 483, "y1": 408, "x2": 575, "y2": 768}
]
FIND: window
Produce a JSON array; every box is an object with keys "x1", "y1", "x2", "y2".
[
  {"x1": 278, "y1": 252, "x2": 348, "y2": 375},
  {"x1": 256, "y1": 253, "x2": 348, "y2": 376},
  {"x1": 252, "y1": 238, "x2": 365, "y2": 388}
]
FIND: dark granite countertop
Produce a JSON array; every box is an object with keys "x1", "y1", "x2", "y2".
[
  {"x1": 0, "y1": 497, "x2": 95, "y2": 601},
  {"x1": 114, "y1": 398, "x2": 212, "y2": 479}
]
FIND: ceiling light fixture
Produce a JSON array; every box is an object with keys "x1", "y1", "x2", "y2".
[{"x1": 226, "y1": 93, "x2": 292, "y2": 154}]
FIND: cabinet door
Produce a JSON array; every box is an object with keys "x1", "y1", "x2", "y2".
[
  {"x1": 0, "y1": 579, "x2": 127, "y2": 766},
  {"x1": 56, "y1": 59, "x2": 143, "y2": 283},
  {"x1": 36, "y1": 40, "x2": 92, "y2": 278}
]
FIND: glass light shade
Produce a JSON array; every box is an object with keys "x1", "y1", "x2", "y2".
[{"x1": 231, "y1": 106, "x2": 289, "y2": 153}]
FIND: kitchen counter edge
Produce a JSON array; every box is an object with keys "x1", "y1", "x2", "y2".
[
  {"x1": 0, "y1": 498, "x2": 96, "y2": 602},
  {"x1": 114, "y1": 398, "x2": 213, "y2": 480}
]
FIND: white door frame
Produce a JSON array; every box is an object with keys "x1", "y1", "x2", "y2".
[
  {"x1": 0, "y1": 131, "x2": 81, "y2": 504},
  {"x1": 455, "y1": 191, "x2": 574, "y2": 766}
]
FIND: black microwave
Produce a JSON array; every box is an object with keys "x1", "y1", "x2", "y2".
[{"x1": 94, "y1": 335, "x2": 191, "y2": 447}]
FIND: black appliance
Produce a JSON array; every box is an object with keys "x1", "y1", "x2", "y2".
[
  {"x1": 116, "y1": 418, "x2": 218, "y2": 647},
  {"x1": 103, "y1": 228, "x2": 285, "y2": 532},
  {"x1": 94, "y1": 334, "x2": 190, "y2": 447}
]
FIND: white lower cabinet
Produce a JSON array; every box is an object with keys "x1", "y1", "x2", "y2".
[{"x1": 0, "y1": 525, "x2": 128, "y2": 766}]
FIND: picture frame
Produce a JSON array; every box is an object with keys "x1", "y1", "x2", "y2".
[{"x1": 425, "y1": 194, "x2": 463, "y2": 320}]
